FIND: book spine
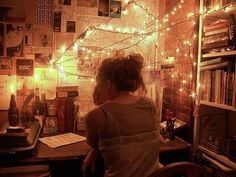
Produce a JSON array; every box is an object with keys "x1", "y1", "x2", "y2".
[
  {"x1": 204, "y1": 27, "x2": 229, "y2": 37},
  {"x1": 56, "y1": 86, "x2": 78, "y2": 92},
  {"x1": 65, "y1": 98, "x2": 75, "y2": 132},
  {"x1": 203, "y1": 21, "x2": 228, "y2": 33},
  {"x1": 200, "y1": 57, "x2": 223, "y2": 66},
  {"x1": 202, "y1": 32, "x2": 229, "y2": 44},
  {"x1": 57, "y1": 90, "x2": 79, "y2": 98},
  {"x1": 200, "y1": 61, "x2": 230, "y2": 71},
  {"x1": 202, "y1": 40, "x2": 230, "y2": 50},
  {"x1": 56, "y1": 98, "x2": 66, "y2": 132}
]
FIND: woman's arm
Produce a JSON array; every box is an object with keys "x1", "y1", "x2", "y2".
[{"x1": 82, "y1": 108, "x2": 105, "y2": 177}]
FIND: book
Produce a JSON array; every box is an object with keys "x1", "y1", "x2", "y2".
[
  {"x1": 204, "y1": 27, "x2": 229, "y2": 37},
  {"x1": 203, "y1": 19, "x2": 228, "y2": 33},
  {"x1": 56, "y1": 98, "x2": 66, "y2": 132},
  {"x1": 200, "y1": 58, "x2": 224, "y2": 66},
  {"x1": 65, "y1": 98, "x2": 76, "y2": 132},
  {"x1": 202, "y1": 32, "x2": 229, "y2": 45},
  {"x1": 200, "y1": 61, "x2": 231, "y2": 71},
  {"x1": 202, "y1": 40, "x2": 230, "y2": 50},
  {"x1": 56, "y1": 86, "x2": 78, "y2": 92},
  {"x1": 56, "y1": 90, "x2": 79, "y2": 98}
]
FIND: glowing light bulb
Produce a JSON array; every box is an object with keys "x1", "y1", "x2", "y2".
[
  {"x1": 61, "y1": 46, "x2": 66, "y2": 53},
  {"x1": 122, "y1": 9, "x2": 128, "y2": 15},
  {"x1": 10, "y1": 84, "x2": 14, "y2": 95}
]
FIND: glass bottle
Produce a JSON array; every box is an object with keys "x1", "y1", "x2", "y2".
[
  {"x1": 41, "y1": 93, "x2": 48, "y2": 128},
  {"x1": 33, "y1": 88, "x2": 42, "y2": 119},
  {"x1": 8, "y1": 94, "x2": 19, "y2": 126}
]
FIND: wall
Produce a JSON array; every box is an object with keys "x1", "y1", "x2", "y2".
[
  {"x1": 158, "y1": 0, "x2": 199, "y2": 141},
  {"x1": 0, "y1": 0, "x2": 160, "y2": 127}
]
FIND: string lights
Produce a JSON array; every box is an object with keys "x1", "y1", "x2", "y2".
[{"x1": 48, "y1": 0, "x2": 201, "y2": 100}]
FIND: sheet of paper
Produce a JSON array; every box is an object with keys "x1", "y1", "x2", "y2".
[{"x1": 39, "y1": 132, "x2": 86, "y2": 148}]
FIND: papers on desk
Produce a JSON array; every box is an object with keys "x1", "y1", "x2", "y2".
[{"x1": 39, "y1": 133, "x2": 86, "y2": 148}]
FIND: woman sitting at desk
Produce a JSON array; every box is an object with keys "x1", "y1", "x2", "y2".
[{"x1": 82, "y1": 53, "x2": 160, "y2": 177}]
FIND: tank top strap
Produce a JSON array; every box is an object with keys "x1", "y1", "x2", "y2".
[
  {"x1": 100, "y1": 104, "x2": 123, "y2": 144},
  {"x1": 145, "y1": 97, "x2": 158, "y2": 131}
]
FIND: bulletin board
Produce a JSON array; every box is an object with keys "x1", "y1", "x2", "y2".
[{"x1": 0, "y1": 75, "x2": 16, "y2": 110}]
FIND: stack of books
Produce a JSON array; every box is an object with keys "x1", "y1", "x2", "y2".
[
  {"x1": 202, "y1": 16, "x2": 236, "y2": 53},
  {"x1": 56, "y1": 86, "x2": 79, "y2": 133}
]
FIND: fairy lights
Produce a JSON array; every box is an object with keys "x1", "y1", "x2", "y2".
[{"x1": 49, "y1": 0, "x2": 199, "y2": 99}]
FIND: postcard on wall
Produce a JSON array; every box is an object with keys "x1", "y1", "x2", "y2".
[
  {"x1": 6, "y1": 23, "x2": 24, "y2": 57},
  {"x1": 0, "y1": 58, "x2": 13, "y2": 75},
  {"x1": 54, "y1": 11, "x2": 62, "y2": 32},
  {"x1": 55, "y1": 33, "x2": 74, "y2": 50},
  {"x1": 0, "y1": 75, "x2": 16, "y2": 110},
  {"x1": 63, "y1": 0, "x2": 71, "y2": 5},
  {"x1": 16, "y1": 59, "x2": 34, "y2": 76},
  {"x1": 109, "y1": 0, "x2": 122, "y2": 18},
  {"x1": 0, "y1": 23, "x2": 4, "y2": 56},
  {"x1": 77, "y1": 0, "x2": 97, "y2": 7},
  {"x1": 35, "y1": 67, "x2": 57, "y2": 100},
  {"x1": 32, "y1": 24, "x2": 53, "y2": 48},
  {"x1": 35, "y1": 53, "x2": 52, "y2": 65},
  {"x1": 66, "y1": 21, "x2": 76, "y2": 33}
]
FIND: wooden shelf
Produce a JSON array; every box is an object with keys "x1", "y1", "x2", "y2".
[
  {"x1": 198, "y1": 145, "x2": 236, "y2": 169},
  {"x1": 202, "y1": 154, "x2": 236, "y2": 173},
  {"x1": 200, "y1": 100, "x2": 236, "y2": 112},
  {"x1": 204, "y1": 2, "x2": 236, "y2": 19},
  {"x1": 202, "y1": 50, "x2": 236, "y2": 58}
]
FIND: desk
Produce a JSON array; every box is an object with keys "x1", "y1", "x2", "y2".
[
  {"x1": 0, "y1": 135, "x2": 191, "y2": 177},
  {"x1": 160, "y1": 136, "x2": 192, "y2": 165}
]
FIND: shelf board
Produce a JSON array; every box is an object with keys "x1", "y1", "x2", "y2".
[
  {"x1": 202, "y1": 50, "x2": 236, "y2": 58},
  {"x1": 204, "y1": 2, "x2": 236, "y2": 19},
  {"x1": 202, "y1": 154, "x2": 236, "y2": 172},
  {"x1": 198, "y1": 145, "x2": 236, "y2": 169},
  {"x1": 200, "y1": 100, "x2": 236, "y2": 111}
]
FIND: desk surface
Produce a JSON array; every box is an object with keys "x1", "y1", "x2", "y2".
[{"x1": 0, "y1": 135, "x2": 191, "y2": 166}]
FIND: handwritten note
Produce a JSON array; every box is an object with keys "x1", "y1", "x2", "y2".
[{"x1": 39, "y1": 133, "x2": 86, "y2": 148}]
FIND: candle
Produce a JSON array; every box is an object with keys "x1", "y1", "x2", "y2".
[
  {"x1": 35, "y1": 74, "x2": 39, "y2": 88},
  {"x1": 10, "y1": 84, "x2": 15, "y2": 95}
]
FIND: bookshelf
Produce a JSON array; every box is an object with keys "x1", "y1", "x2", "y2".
[{"x1": 195, "y1": 0, "x2": 236, "y2": 175}]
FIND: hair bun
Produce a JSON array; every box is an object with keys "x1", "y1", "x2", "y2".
[{"x1": 126, "y1": 53, "x2": 143, "y2": 70}]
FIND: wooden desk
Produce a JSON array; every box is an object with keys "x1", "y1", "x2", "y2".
[
  {"x1": 159, "y1": 136, "x2": 192, "y2": 165},
  {"x1": 0, "y1": 135, "x2": 191, "y2": 177},
  {"x1": 0, "y1": 135, "x2": 191, "y2": 165}
]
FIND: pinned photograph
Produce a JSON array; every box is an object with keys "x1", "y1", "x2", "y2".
[{"x1": 109, "y1": 0, "x2": 122, "y2": 18}]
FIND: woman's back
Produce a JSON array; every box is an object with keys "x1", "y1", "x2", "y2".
[{"x1": 98, "y1": 97, "x2": 159, "y2": 177}]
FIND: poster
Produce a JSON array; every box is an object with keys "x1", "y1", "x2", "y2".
[
  {"x1": 32, "y1": 24, "x2": 53, "y2": 48},
  {"x1": 0, "y1": 23, "x2": 4, "y2": 56},
  {"x1": 77, "y1": 0, "x2": 97, "y2": 7},
  {"x1": 0, "y1": 75, "x2": 16, "y2": 110},
  {"x1": 66, "y1": 21, "x2": 76, "y2": 33},
  {"x1": 35, "y1": 53, "x2": 52, "y2": 65},
  {"x1": 54, "y1": 11, "x2": 62, "y2": 32},
  {"x1": 0, "y1": 59, "x2": 13, "y2": 75},
  {"x1": 6, "y1": 24, "x2": 24, "y2": 57},
  {"x1": 16, "y1": 59, "x2": 34, "y2": 76},
  {"x1": 63, "y1": 0, "x2": 71, "y2": 5},
  {"x1": 35, "y1": 67, "x2": 57, "y2": 100},
  {"x1": 109, "y1": 0, "x2": 122, "y2": 18}
]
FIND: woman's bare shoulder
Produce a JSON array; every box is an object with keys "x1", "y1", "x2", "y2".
[{"x1": 85, "y1": 107, "x2": 106, "y2": 131}]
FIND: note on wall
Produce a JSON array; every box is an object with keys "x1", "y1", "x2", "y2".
[{"x1": 0, "y1": 75, "x2": 16, "y2": 110}]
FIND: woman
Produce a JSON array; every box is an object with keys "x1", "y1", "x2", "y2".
[{"x1": 82, "y1": 54, "x2": 160, "y2": 177}]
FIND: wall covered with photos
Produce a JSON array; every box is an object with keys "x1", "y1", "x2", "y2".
[{"x1": 0, "y1": 0, "x2": 159, "y2": 127}]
